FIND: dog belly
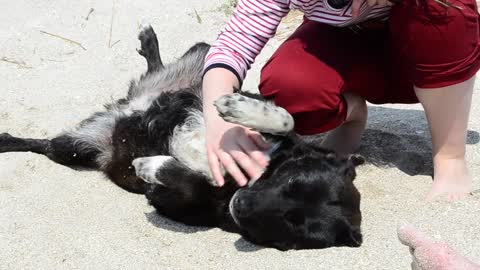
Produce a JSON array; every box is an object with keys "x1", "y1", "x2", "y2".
[{"x1": 169, "y1": 109, "x2": 214, "y2": 183}]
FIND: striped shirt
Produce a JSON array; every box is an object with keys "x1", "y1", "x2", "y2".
[{"x1": 204, "y1": 0, "x2": 391, "y2": 82}]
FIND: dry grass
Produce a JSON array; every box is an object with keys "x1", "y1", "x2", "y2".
[
  {"x1": 217, "y1": 0, "x2": 238, "y2": 16},
  {"x1": 275, "y1": 9, "x2": 304, "y2": 41}
]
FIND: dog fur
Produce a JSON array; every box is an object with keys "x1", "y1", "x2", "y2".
[{"x1": 0, "y1": 25, "x2": 364, "y2": 250}]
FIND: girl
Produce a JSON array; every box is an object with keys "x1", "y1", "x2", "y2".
[{"x1": 202, "y1": 0, "x2": 480, "y2": 200}]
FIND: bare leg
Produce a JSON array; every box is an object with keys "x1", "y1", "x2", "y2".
[
  {"x1": 414, "y1": 76, "x2": 475, "y2": 201},
  {"x1": 321, "y1": 92, "x2": 368, "y2": 154},
  {"x1": 398, "y1": 224, "x2": 480, "y2": 270}
]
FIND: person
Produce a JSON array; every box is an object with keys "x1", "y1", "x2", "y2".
[
  {"x1": 398, "y1": 224, "x2": 480, "y2": 269},
  {"x1": 202, "y1": 0, "x2": 480, "y2": 200}
]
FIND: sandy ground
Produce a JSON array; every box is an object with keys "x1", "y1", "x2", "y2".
[{"x1": 1, "y1": 0, "x2": 480, "y2": 269}]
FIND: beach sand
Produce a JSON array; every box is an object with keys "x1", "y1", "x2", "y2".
[{"x1": 1, "y1": 1, "x2": 479, "y2": 269}]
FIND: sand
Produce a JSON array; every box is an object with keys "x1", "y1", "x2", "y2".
[{"x1": 1, "y1": 0, "x2": 479, "y2": 269}]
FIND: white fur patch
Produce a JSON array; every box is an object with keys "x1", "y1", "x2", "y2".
[
  {"x1": 126, "y1": 93, "x2": 160, "y2": 112},
  {"x1": 67, "y1": 110, "x2": 124, "y2": 169},
  {"x1": 229, "y1": 191, "x2": 241, "y2": 226},
  {"x1": 132, "y1": 155, "x2": 173, "y2": 185},
  {"x1": 169, "y1": 110, "x2": 217, "y2": 183},
  {"x1": 214, "y1": 94, "x2": 294, "y2": 135}
]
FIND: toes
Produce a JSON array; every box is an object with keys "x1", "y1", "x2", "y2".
[
  {"x1": 397, "y1": 224, "x2": 432, "y2": 250},
  {"x1": 426, "y1": 189, "x2": 472, "y2": 202}
]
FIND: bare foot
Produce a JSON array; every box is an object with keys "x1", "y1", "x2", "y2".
[
  {"x1": 427, "y1": 157, "x2": 473, "y2": 201},
  {"x1": 397, "y1": 224, "x2": 480, "y2": 270}
]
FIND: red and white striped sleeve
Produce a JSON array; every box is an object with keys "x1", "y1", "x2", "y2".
[{"x1": 204, "y1": 0, "x2": 291, "y2": 83}]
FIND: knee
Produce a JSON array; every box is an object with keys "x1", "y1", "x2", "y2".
[
  {"x1": 259, "y1": 66, "x2": 348, "y2": 135},
  {"x1": 259, "y1": 61, "x2": 344, "y2": 114}
]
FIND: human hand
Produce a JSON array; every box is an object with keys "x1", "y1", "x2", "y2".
[
  {"x1": 202, "y1": 68, "x2": 270, "y2": 186},
  {"x1": 205, "y1": 112, "x2": 270, "y2": 187},
  {"x1": 351, "y1": 0, "x2": 394, "y2": 17}
]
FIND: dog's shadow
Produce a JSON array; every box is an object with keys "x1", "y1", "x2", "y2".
[
  {"x1": 234, "y1": 238, "x2": 265, "y2": 252},
  {"x1": 144, "y1": 210, "x2": 212, "y2": 233},
  {"x1": 145, "y1": 210, "x2": 265, "y2": 251},
  {"x1": 307, "y1": 106, "x2": 479, "y2": 177},
  {"x1": 145, "y1": 210, "x2": 266, "y2": 252}
]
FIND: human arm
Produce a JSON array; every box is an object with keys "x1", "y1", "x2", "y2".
[
  {"x1": 203, "y1": 68, "x2": 270, "y2": 187},
  {"x1": 202, "y1": 0, "x2": 290, "y2": 186}
]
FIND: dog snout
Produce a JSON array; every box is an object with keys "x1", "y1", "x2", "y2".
[{"x1": 232, "y1": 196, "x2": 251, "y2": 217}]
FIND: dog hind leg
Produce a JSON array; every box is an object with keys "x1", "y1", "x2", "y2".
[
  {"x1": 0, "y1": 133, "x2": 50, "y2": 154},
  {"x1": 137, "y1": 24, "x2": 163, "y2": 73},
  {"x1": 0, "y1": 133, "x2": 99, "y2": 168}
]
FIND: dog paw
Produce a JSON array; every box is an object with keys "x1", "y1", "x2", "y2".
[
  {"x1": 214, "y1": 93, "x2": 294, "y2": 135},
  {"x1": 132, "y1": 155, "x2": 173, "y2": 185},
  {"x1": 137, "y1": 23, "x2": 157, "y2": 56},
  {"x1": 349, "y1": 154, "x2": 365, "y2": 166},
  {"x1": 0, "y1": 133, "x2": 16, "y2": 153}
]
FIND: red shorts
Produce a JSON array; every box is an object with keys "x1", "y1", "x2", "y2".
[{"x1": 259, "y1": 0, "x2": 480, "y2": 135}]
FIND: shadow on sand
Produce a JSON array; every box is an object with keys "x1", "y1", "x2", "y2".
[
  {"x1": 361, "y1": 106, "x2": 478, "y2": 176},
  {"x1": 144, "y1": 210, "x2": 212, "y2": 233},
  {"x1": 306, "y1": 106, "x2": 479, "y2": 177}
]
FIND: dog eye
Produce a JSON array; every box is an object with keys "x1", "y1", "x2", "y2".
[{"x1": 284, "y1": 178, "x2": 301, "y2": 196}]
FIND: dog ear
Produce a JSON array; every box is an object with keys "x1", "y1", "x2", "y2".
[
  {"x1": 335, "y1": 221, "x2": 363, "y2": 247},
  {"x1": 270, "y1": 241, "x2": 297, "y2": 251},
  {"x1": 348, "y1": 154, "x2": 365, "y2": 167}
]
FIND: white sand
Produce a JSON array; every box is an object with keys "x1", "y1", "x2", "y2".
[{"x1": 1, "y1": 1, "x2": 479, "y2": 269}]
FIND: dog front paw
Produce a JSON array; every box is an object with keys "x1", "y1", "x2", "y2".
[
  {"x1": 132, "y1": 156, "x2": 173, "y2": 185},
  {"x1": 214, "y1": 93, "x2": 252, "y2": 124},
  {"x1": 214, "y1": 93, "x2": 294, "y2": 135}
]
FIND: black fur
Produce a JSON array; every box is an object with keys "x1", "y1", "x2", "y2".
[{"x1": 0, "y1": 25, "x2": 363, "y2": 250}]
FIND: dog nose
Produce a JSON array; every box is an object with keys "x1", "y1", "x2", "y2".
[{"x1": 233, "y1": 197, "x2": 250, "y2": 217}]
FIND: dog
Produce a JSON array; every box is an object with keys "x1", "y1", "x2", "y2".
[{"x1": 0, "y1": 25, "x2": 364, "y2": 250}]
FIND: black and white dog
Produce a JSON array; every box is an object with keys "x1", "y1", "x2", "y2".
[{"x1": 0, "y1": 25, "x2": 364, "y2": 250}]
